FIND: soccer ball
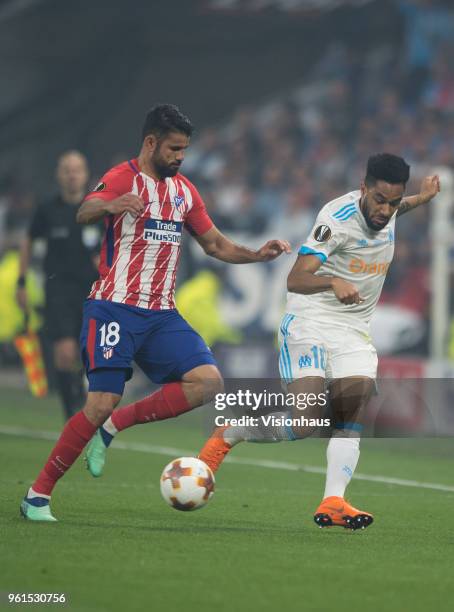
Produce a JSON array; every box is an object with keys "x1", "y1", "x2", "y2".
[{"x1": 160, "y1": 457, "x2": 215, "y2": 511}]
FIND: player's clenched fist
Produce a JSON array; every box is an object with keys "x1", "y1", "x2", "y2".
[
  {"x1": 331, "y1": 277, "x2": 364, "y2": 305},
  {"x1": 105, "y1": 194, "x2": 145, "y2": 217}
]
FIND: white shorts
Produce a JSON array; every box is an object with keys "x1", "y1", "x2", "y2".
[{"x1": 278, "y1": 313, "x2": 378, "y2": 382}]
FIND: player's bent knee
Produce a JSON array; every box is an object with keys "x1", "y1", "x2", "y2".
[
  {"x1": 182, "y1": 365, "x2": 224, "y2": 405},
  {"x1": 83, "y1": 391, "x2": 122, "y2": 426},
  {"x1": 199, "y1": 369, "x2": 224, "y2": 402},
  {"x1": 204, "y1": 375, "x2": 224, "y2": 402}
]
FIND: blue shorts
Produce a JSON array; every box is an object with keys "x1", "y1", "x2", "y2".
[{"x1": 79, "y1": 299, "x2": 217, "y2": 393}]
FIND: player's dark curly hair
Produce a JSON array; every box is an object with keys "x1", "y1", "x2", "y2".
[
  {"x1": 365, "y1": 153, "x2": 410, "y2": 187},
  {"x1": 142, "y1": 104, "x2": 193, "y2": 140}
]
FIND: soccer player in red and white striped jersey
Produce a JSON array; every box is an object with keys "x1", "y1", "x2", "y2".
[
  {"x1": 21, "y1": 104, "x2": 291, "y2": 521},
  {"x1": 84, "y1": 156, "x2": 213, "y2": 310}
]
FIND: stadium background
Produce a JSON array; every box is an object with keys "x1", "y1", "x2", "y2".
[
  {"x1": 1, "y1": 2, "x2": 454, "y2": 611},
  {"x1": 2, "y1": 0, "x2": 454, "y2": 387}
]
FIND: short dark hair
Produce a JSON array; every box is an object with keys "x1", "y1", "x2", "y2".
[
  {"x1": 365, "y1": 153, "x2": 410, "y2": 187},
  {"x1": 142, "y1": 104, "x2": 193, "y2": 141}
]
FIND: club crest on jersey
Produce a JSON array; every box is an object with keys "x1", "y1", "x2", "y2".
[
  {"x1": 174, "y1": 195, "x2": 185, "y2": 209},
  {"x1": 313, "y1": 225, "x2": 331, "y2": 242},
  {"x1": 299, "y1": 355, "x2": 312, "y2": 368},
  {"x1": 103, "y1": 346, "x2": 114, "y2": 360},
  {"x1": 143, "y1": 218, "x2": 182, "y2": 244}
]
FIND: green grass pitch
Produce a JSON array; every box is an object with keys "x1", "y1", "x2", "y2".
[{"x1": 1, "y1": 388, "x2": 454, "y2": 612}]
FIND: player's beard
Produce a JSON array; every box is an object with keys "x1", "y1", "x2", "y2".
[
  {"x1": 361, "y1": 195, "x2": 389, "y2": 231},
  {"x1": 152, "y1": 152, "x2": 181, "y2": 179}
]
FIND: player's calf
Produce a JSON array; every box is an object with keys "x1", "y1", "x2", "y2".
[
  {"x1": 182, "y1": 364, "x2": 224, "y2": 408},
  {"x1": 90, "y1": 367, "x2": 224, "y2": 472},
  {"x1": 84, "y1": 390, "x2": 122, "y2": 426},
  {"x1": 21, "y1": 392, "x2": 120, "y2": 518}
]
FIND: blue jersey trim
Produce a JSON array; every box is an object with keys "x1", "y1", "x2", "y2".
[
  {"x1": 298, "y1": 246, "x2": 327, "y2": 263},
  {"x1": 128, "y1": 159, "x2": 140, "y2": 175}
]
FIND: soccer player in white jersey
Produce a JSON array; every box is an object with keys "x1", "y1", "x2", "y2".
[{"x1": 199, "y1": 153, "x2": 440, "y2": 530}]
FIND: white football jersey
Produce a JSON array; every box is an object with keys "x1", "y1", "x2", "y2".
[{"x1": 286, "y1": 190, "x2": 396, "y2": 333}]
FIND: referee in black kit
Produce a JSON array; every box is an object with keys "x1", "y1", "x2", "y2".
[{"x1": 17, "y1": 150, "x2": 101, "y2": 420}]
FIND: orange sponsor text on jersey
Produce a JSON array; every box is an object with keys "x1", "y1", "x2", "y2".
[{"x1": 348, "y1": 258, "x2": 390, "y2": 275}]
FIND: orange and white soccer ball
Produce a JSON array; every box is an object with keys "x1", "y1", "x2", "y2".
[{"x1": 160, "y1": 457, "x2": 215, "y2": 511}]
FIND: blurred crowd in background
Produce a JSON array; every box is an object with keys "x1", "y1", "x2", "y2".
[
  {"x1": 184, "y1": 0, "x2": 454, "y2": 344},
  {"x1": 1, "y1": 0, "x2": 453, "y2": 360}
]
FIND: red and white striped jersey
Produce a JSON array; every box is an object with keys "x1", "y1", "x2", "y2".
[{"x1": 84, "y1": 159, "x2": 213, "y2": 310}]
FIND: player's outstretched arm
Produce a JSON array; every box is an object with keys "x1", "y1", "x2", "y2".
[
  {"x1": 194, "y1": 226, "x2": 291, "y2": 264},
  {"x1": 397, "y1": 175, "x2": 441, "y2": 217},
  {"x1": 76, "y1": 194, "x2": 145, "y2": 224},
  {"x1": 287, "y1": 254, "x2": 364, "y2": 305}
]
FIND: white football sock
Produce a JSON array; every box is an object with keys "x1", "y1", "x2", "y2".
[
  {"x1": 323, "y1": 434, "x2": 360, "y2": 499},
  {"x1": 102, "y1": 416, "x2": 118, "y2": 436},
  {"x1": 28, "y1": 487, "x2": 50, "y2": 500}
]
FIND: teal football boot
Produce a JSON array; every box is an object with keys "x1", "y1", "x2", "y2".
[
  {"x1": 85, "y1": 429, "x2": 109, "y2": 477},
  {"x1": 20, "y1": 497, "x2": 57, "y2": 522}
]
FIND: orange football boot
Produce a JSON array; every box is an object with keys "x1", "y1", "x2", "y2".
[
  {"x1": 314, "y1": 496, "x2": 374, "y2": 530},
  {"x1": 198, "y1": 426, "x2": 232, "y2": 473}
]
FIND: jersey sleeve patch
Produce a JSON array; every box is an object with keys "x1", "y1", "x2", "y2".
[
  {"x1": 313, "y1": 225, "x2": 332, "y2": 242},
  {"x1": 83, "y1": 163, "x2": 133, "y2": 203}
]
